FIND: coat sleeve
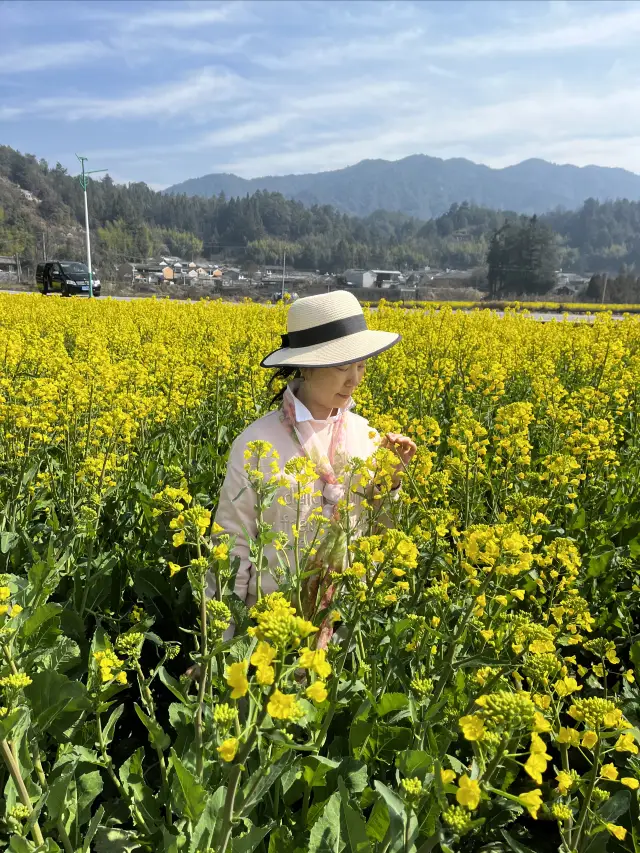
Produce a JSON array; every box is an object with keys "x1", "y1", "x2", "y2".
[{"x1": 208, "y1": 436, "x2": 257, "y2": 603}]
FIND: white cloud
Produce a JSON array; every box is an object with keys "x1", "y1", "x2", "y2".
[
  {"x1": 7, "y1": 66, "x2": 241, "y2": 121},
  {"x1": 430, "y1": 3, "x2": 640, "y2": 56},
  {"x1": 0, "y1": 41, "x2": 110, "y2": 74},
  {"x1": 88, "y1": 0, "x2": 244, "y2": 31}
]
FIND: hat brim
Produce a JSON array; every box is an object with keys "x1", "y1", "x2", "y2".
[{"x1": 260, "y1": 329, "x2": 401, "y2": 368}]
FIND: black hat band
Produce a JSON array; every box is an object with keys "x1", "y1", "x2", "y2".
[{"x1": 280, "y1": 313, "x2": 367, "y2": 349}]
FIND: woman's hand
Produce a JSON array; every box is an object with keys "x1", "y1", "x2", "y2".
[{"x1": 381, "y1": 432, "x2": 417, "y2": 488}]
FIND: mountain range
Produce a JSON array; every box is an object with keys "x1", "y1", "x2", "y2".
[{"x1": 164, "y1": 154, "x2": 640, "y2": 219}]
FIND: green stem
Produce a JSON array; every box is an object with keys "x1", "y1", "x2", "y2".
[
  {"x1": 0, "y1": 738, "x2": 45, "y2": 847},
  {"x1": 134, "y1": 663, "x2": 172, "y2": 825},
  {"x1": 314, "y1": 619, "x2": 357, "y2": 751},
  {"x1": 572, "y1": 735, "x2": 602, "y2": 851},
  {"x1": 96, "y1": 713, "x2": 151, "y2": 836},
  {"x1": 32, "y1": 743, "x2": 74, "y2": 853}
]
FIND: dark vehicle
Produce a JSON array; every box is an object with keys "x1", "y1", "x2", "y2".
[{"x1": 36, "y1": 261, "x2": 101, "y2": 296}]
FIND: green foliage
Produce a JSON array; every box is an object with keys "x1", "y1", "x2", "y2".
[{"x1": 487, "y1": 216, "x2": 559, "y2": 296}]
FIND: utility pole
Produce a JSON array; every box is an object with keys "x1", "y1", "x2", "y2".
[
  {"x1": 76, "y1": 155, "x2": 107, "y2": 298},
  {"x1": 281, "y1": 250, "x2": 286, "y2": 301},
  {"x1": 42, "y1": 230, "x2": 47, "y2": 261},
  {"x1": 601, "y1": 274, "x2": 608, "y2": 305}
]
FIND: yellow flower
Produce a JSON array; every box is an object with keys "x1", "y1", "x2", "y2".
[
  {"x1": 614, "y1": 733, "x2": 638, "y2": 754},
  {"x1": 255, "y1": 666, "x2": 274, "y2": 686},
  {"x1": 554, "y1": 676, "x2": 582, "y2": 697},
  {"x1": 306, "y1": 681, "x2": 328, "y2": 703},
  {"x1": 267, "y1": 689, "x2": 303, "y2": 721},
  {"x1": 512, "y1": 590, "x2": 525, "y2": 601},
  {"x1": 298, "y1": 648, "x2": 332, "y2": 679},
  {"x1": 582, "y1": 731, "x2": 598, "y2": 749},
  {"x1": 605, "y1": 824, "x2": 626, "y2": 842},
  {"x1": 172, "y1": 530, "x2": 186, "y2": 548},
  {"x1": 0, "y1": 605, "x2": 7, "y2": 616},
  {"x1": 225, "y1": 662, "x2": 249, "y2": 699},
  {"x1": 0, "y1": 587, "x2": 10, "y2": 602},
  {"x1": 556, "y1": 771, "x2": 574, "y2": 795},
  {"x1": 459, "y1": 715, "x2": 485, "y2": 741},
  {"x1": 603, "y1": 708, "x2": 623, "y2": 728},
  {"x1": 115, "y1": 671, "x2": 127, "y2": 685},
  {"x1": 600, "y1": 764, "x2": 618, "y2": 782},
  {"x1": 519, "y1": 789, "x2": 543, "y2": 819},
  {"x1": 250, "y1": 641, "x2": 277, "y2": 669},
  {"x1": 9, "y1": 604, "x2": 23, "y2": 617},
  {"x1": 524, "y1": 753, "x2": 548, "y2": 785},
  {"x1": 495, "y1": 595, "x2": 508, "y2": 606},
  {"x1": 217, "y1": 737, "x2": 238, "y2": 762},
  {"x1": 533, "y1": 712, "x2": 551, "y2": 733},
  {"x1": 556, "y1": 727, "x2": 581, "y2": 747},
  {"x1": 213, "y1": 543, "x2": 229, "y2": 561},
  {"x1": 621, "y1": 777, "x2": 639, "y2": 789},
  {"x1": 168, "y1": 562, "x2": 182, "y2": 577},
  {"x1": 441, "y1": 769, "x2": 456, "y2": 785},
  {"x1": 456, "y1": 776, "x2": 481, "y2": 810}
]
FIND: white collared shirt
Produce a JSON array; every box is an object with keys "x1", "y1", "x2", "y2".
[{"x1": 293, "y1": 391, "x2": 353, "y2": 423}]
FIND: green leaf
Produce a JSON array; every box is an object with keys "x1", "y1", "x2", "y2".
[
  {"x1": 501, "y1": 830, "x2": 541, "y2": 853},
  {"x1": 303, "y1": 756, "x2": 340, "y2": 788},
  {"x1": 24, "y1": 671, "x2": 90, "y2": 740},
  {"x1": 268, "y1": 827, "x2": 296, "y2": 853},
  {"x1": 325, "y1": 759, "x2": 368, "y2": 795},
  {"x1": 102, "y1": 703, "x2": 124, "y2": 747},
  {"x1": 170, "y1": 749, "x2": 208, "y2": 823},
  {"x1": 82, "y1": 804, "x2": 104, "y2": 853},
  {"x1": 397, "y1": 750, "x2": 432, "y2": 782},
  {"x1": 308, "y1": 791, "x2": 343, "y2": 853},
  {"x1": 0, "y1": 531, "x2": 19, "y2": 553},
  {"x1": 119, "y1": 747, "x2": 162, "y2": 827},
  {"x1": 597, "y1": 790, "x2": 631, "y2": 823},
  {"x1": 75, "y1": 769, "x2": 104, "y2": 825},
  {"x1": 0, "y1": 707, "x2": 27, "y2": 740},
  {"x1": 339, "y1": 778, "x2": 371, "y2": 853},
  {"x1": 21, "y1": 603, "x2": 62, "y2": 638},
  {"x1": 24, "y1": 635, "x2": 80, "y2": 673},
  {"x1": 8, "y1": 836, "x2": 34, "y2": 853},
  {"x1": 134, "y1": 702, "x2": 171, "y2": 751},
  {"x1": 588, "y1": 547, "x2": 615, "y2": 578},
  {"x1": 375, "y1": 693, "x2": 409, "y2": 717},
  {"x1": 232, "y1": 824, "x2": 273, "y2": 853},
  {"x1": 158, "y1": 665, "x2": 189, "y2": 704},
  {"x1": 239, "y1": 754, "x2": 293, "y2": 817},
  {"x1": 189, "y1": 790, "x2": 225, "y2": 853},
  {"x1": 93, "y1": 827, "x2": 140, "y2": 853},
  {"x1": 373, "y1": 781, "x2": 405, "y2": 853},
  {"x1": 365, "y1": 798, "x2": 389, "y2": 843}
]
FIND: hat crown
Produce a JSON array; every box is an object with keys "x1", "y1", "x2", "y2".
[{"x1": 287, "y1": 290, "x2": 363, "y2": 333}]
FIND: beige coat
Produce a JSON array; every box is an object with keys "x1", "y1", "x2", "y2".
[{"x1": 212, "y1": 395, "x2": 391, "y2": 606}]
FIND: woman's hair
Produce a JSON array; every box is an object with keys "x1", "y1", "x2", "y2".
[{"x1": 267, "y1": 366, "x2": 301, "y2": 406}]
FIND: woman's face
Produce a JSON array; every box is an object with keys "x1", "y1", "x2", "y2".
[{"x1": 302, "y1": 362, "x2": 367, "y2": 412}]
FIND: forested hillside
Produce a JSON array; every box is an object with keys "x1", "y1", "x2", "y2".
[
  {"x1": 2, "y1": 145, "x2": 640, "y2": 278},
  {"x1": 164, "y1": 154, "x2": 640, "y2": 219}
]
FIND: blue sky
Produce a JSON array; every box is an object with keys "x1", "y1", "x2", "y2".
[{"x1": 2, "y1": 0, "x2": 640, "y2": 189}]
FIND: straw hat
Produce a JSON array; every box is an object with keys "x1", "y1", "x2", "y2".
[{"x1": 260, "y1": 290, "x2": 401, "y2": 368}]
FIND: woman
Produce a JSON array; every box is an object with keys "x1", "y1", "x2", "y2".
[{"x1": 212, "y1": 290, "x2": 416, "y2": 634}]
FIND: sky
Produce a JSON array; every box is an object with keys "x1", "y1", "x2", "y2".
[{"x1": 2, "y1": 0, "x2": 640, "y2": 189}]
